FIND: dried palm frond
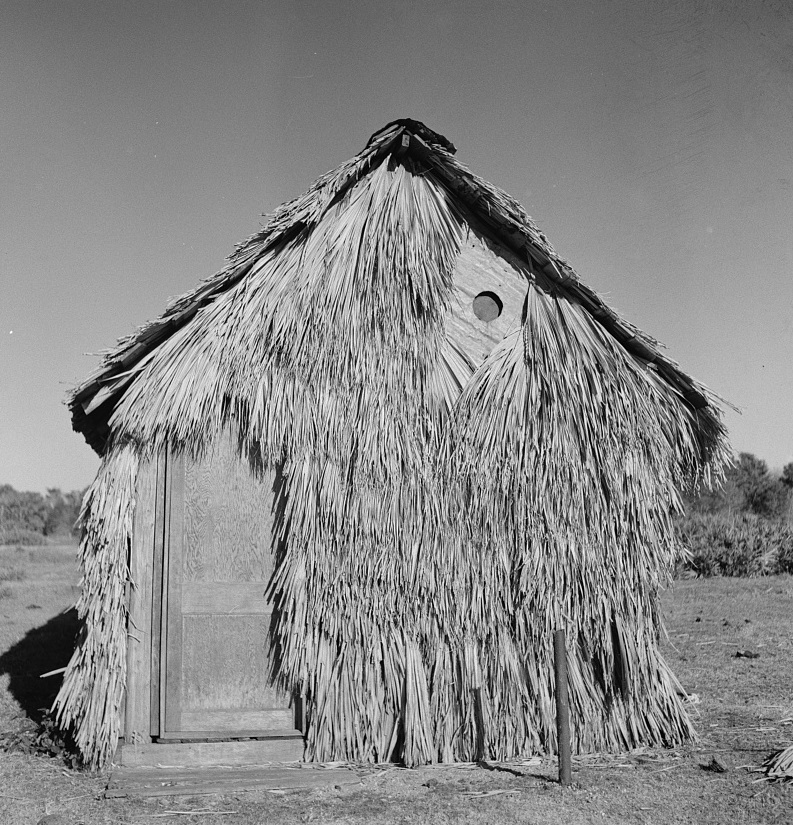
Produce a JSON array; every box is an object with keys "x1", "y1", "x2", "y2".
[
  {"x1": 756, "y1": 744, "x2": 793, "y2": 781},
  {"x1": 436, "y1": 282, "x2": 730, "y2": 755},
  {"x1": 52, "y1": 442, "x2": 139, "y2": 769}
]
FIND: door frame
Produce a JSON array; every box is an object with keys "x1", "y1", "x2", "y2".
[{"x1": 148, "y1": 446, "x2": 304, "y2": 741}]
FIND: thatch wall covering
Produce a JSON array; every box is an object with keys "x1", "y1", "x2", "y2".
[
  {"x1": 57, "y1": 120, "x2": 731, "y2": 769},
  {"x1": 54, "y1": 443, "x2": 139, "y2": 768}
]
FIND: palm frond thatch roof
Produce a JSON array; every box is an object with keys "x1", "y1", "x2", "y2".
[{"x1": 69, "y1": 118, "x2": 717, "y2": 453}]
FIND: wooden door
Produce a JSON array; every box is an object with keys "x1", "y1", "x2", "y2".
[{"x1": 158, "y1": 433, "x2": 298, "y2": 740}]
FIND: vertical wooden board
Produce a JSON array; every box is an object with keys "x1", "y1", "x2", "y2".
[
  {"x1": 150, "y1": 450, "x2": 169, "y2": 737},
  {"x1": 446, "y1": 224, "x2": 530, "y2": 366},
  {"x1": 164, "y1": 452, "x2": 185, "y2": 734},
  {"x1": 125, "y1": 453, "x2": 160, "y2": 744}
]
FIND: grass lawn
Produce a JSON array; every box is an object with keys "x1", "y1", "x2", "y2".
[{"x1": 0, "y1": 544, "x2": 790, "y2": 824}]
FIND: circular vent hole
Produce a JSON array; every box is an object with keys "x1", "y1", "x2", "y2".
[{"x1": 472, "y1": 291, "x2": 503, "y2": 322}]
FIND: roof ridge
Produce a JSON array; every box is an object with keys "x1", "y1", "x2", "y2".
[{"x1": 366, "y1": 119, "x2": 457, "y2": 154}]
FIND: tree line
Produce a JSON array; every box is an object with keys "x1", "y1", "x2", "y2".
[
  {"x1": 0, "y1": 485, "x2": 85, "y2": 544},
  {"x1": 1, "y1": 452, "x2": 790, "y2": 550},
  {"x1": 686, "y1": 452, "x2": 793, "y2": 521}
]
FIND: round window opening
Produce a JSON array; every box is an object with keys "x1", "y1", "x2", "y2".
[{"x1": 472, "y1": 291, "x2": 503, "y2": 322}]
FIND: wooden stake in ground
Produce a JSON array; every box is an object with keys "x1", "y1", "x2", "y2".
[{"x1": 554, "y1": 630, "x2": 572, "y2": 786}]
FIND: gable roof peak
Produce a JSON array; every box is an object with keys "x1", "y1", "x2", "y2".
[{"x1": 366, "y1": 119, "x2": 457, "y2": 155}]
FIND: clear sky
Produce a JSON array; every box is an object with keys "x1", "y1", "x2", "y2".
[{"x1": 2, "y1": 0, "x2": 792, "y2": 493}]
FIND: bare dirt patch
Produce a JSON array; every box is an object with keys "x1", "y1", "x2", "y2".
[{"x1": 0, "y1": 546, "x2": 790, "y2": 824}]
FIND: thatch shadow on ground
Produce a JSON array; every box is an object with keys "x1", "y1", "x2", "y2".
[{"x1": 0, "y1": 608, "x2": 78, "y2": 722}]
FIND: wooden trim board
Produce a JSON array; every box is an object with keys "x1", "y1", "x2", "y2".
[
  {"x1": 163, "y1": 450, "x2": 186, "y2": 734},
  {"x1": 155, "y1": 727, "x2": 303, "y2": 741},
  {"x1": 126, "y1": 451, "x2": 167, "y2": 744},
  {"x1": 149, "y1": 449, "x2": 169, "y2": 737}
]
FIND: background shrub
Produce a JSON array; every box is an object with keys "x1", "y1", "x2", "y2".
[
  {"x1": 776, "y1": 538, "x2": 793, "y2": 574},
  {"x1": 676, "y1": 511, "x2": 793, "y2": 577},
  {"x1": 676, "y1": 452, "x2": 793, "y2": 577},
  {"x1": 0, "y1": 527, "x2": 46, "y2": 547}
]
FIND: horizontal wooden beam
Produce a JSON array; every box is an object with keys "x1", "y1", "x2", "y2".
[{"x1": 181, "y1": 581, "x2": 272, "y2": 614}]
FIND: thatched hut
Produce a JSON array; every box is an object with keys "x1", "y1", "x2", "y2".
[{"x1": 56, "y1": 119, "x2": 730, "y2": 770}]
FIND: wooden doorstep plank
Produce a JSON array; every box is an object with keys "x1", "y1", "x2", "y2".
[
  {"x1": 119, "y1": 738, "x2": 304, "y2": 767},
  {"x1": 106, "y1": 767, "x2": 361, "y2": 798},
  {"x1": 106, "y1": 765, "x2": 361, "y2": 798},
  {"x1": 109, "y1": 764, "x2": 320, "y2": 785}
]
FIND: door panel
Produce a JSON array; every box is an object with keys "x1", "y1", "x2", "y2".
[{"x1": 160, "y1": 432, "x2": 296, "y2": 738}]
